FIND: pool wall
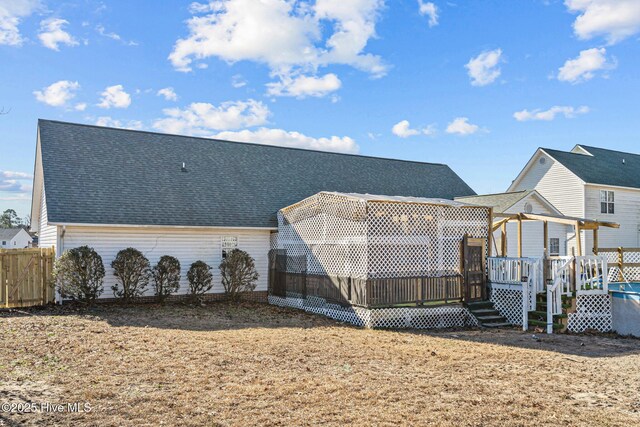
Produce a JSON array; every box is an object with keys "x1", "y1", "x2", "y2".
[{"x1": 611, "y1": 290, "x2": 640, "y2": 337}]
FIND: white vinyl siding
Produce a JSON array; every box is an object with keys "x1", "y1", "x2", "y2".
[
  {"x1": 62, "y1": 226, "x2": 271, "y2": 298},
  {"x1": 585, "y1": 185, "x2": 640, "y2": 249},
  {"x1": 38, "y1": 187, "x2": 58, "y2": 250},
  {"x1": 510, "y1": 151, "x2": 585, "y2": 218}
]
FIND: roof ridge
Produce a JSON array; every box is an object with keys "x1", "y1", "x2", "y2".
[
  {"x1": 576, "y1": 144, "x2": 640, "y2": 157},
  {"x1": 455, "y1": 189, "x2": 530, "y2": 199},
  {"x1": 38, "y1": 119, "x2": 450, "y2": 168}
]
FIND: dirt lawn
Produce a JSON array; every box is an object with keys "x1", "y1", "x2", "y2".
[{"x1": 1, "y1": 302, "x2": 639, "y2": 427}]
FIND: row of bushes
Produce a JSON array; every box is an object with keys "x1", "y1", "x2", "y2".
[{"x1": 53, "y1": 246, "x2": 259, "y2": 305}]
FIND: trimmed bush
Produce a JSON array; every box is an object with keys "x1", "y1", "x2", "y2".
[
  {"x1": 187, "y1": 261, "x2": 213, "y2": 302},
  {"x1": 53, "y1": 246, "x2": 105, "y2": 304},
  {"x1": 152, "y1": 255, "x2": 181, "y2": 302},
  {"x1": 219, "y1": 249, "x2": 259, "y2": 302},
  {"x1": 111, "y1": 248, "x2": 151, "y2": 302}
]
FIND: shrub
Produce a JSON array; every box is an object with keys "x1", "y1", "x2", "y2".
[
  {"x1": 52, "y1": 246, "x2": 105, "y2": 304},
  {"x1": 152, "y1": 255, "x2": 181, "y2": 302},
  {"x1": 111, "y1": 248, "x2": 151, "y2": 302},
  {"x1": 187, "y1": 261, "x2": 213, "y2": 302},
  {"x1": 219, "y1": 249, "x2": 259, "y2": 302}
]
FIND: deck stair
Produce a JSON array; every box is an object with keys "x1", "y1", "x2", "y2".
[
  {"x1": 467, "y1": 301, "x2": 511, "y2": 328},
  {"x1": 527, "y1": 293, "x2": 576, "y2": 332}
]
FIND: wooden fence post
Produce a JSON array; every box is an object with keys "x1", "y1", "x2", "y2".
[{"x1": 618, "y1": 247, "x2": 623, "y2": 282}]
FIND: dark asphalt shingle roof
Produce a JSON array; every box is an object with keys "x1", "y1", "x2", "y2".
[
  {"x1": 544, "y1": 145, "x2": 640, "y2": 189},
  {"x1": 38, "y1": 119, "x2": 476, "y2": 228},
  {"x1": 454, "y1": 190, "x2": 531, "y2": 213}
]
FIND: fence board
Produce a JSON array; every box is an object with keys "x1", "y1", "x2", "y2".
[{"x1": 0, "y1": 247, "x2": 55, "y2": 308}]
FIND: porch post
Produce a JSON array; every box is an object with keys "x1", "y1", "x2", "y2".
[
  {"x1": 575, "y1": 221, "x2": 582, "y2": 256},
  {"x1": 543, "y1": 221, "x2": 548, "y2": 258},
  {"x1": 593, "y1": 228, "x2": 599, "y2": 255},
  {"x1": 517, "y1": 216, "x2": 523, "y2": 258},
  {"x1": 501, "y1": 222, "x2": 507, "y2": 257}
]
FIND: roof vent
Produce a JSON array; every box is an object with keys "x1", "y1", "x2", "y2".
[
  {"x1": 622, "y1": 158, "x2": 626, "y2": 165},
  {"x1": 181, "y1": 162, "x2": 188, "y2": 172}
]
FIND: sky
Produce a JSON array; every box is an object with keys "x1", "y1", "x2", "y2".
[{"x1": 1, "y1": 0, "x2": 640, "y2": 220}]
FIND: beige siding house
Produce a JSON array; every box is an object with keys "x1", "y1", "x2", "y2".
[
  {"x1": 31, "y1": 120, "x2": 476, "y2": 301},
  {"x1": 508, "y1": 145, "x2": 638, "y2": 255}
]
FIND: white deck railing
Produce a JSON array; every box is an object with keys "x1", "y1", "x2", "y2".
[
  {"x1": 487, "y1": 257, "x2": 543, "y2": 289},
  {"x1": 575, "y1": 256, "x2": 609, "y2": 294},
  {"x1": 547, "y1": 258, "x2": 572, "y2": 334}
]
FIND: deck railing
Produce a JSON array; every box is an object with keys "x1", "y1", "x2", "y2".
[
  {"x1": 575, "y1": 256, "x2": 608, "y2": 294},
  {"x1": 487, "y1": 257, "x2": 543, "y2": 291},
  {"x1": 547, "y1": 257, "x2": 572, "y2": 333}
]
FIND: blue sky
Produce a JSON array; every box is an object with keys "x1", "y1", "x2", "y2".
[{"x1": 1, "y1": 0, "x2": 640, "y2": 220}]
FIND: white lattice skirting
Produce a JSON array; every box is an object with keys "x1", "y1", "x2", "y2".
[
  {"x1": 490, "y1": 287, "x2": 522, "y2": 326},
  {"x1": 567, "y1": 294, "x2": 612, "y2": 333},
  {"x1": 268, "y1": 295, "x2": 478, "y2": 329}
]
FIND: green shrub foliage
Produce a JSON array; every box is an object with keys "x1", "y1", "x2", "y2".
[
  {"x1": 111, "y1": 248, "x2": 151, "y2": 301},
  {"x1": 53, "y1": 246, "x2": 105, "y2": 304},
  {"x1": 187, "y1": 261, "x2": 213, "y2": 302},
  {"x1": 152, "y1": 255, "x2": 181, "y2": 302},
  {"x1": 219, "y1": 249, "x2": 259, "y2": 302}
]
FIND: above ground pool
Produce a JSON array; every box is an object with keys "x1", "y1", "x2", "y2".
[{"x1": 610, "y1": 282, "x2": 640, "y2": 337}]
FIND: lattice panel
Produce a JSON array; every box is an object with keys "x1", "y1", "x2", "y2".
[
  {"x1": 490, "y1": 287, "x2": 523, "y2": 325},
  {"x1": 278, "y1": 192, "x2": 489, "y2": 280},
  {"x1": 567, "y1": 294, "x2": 612, "y2": 333},
  {"x1": 370, "y1": 306, "x2": 478, "y2": 329},
  {"x1": 598, "y1": 250, "x2": 620, "y2": 282},
  {"x1": 268, "y1": 296, "x2": 477, "y2": 329}
]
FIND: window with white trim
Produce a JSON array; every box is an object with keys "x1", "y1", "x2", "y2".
[
  {"x1": 221, "y1": 236, "x2": 238, "y2": 259},
  {"x1": 600, "y1": 190, "x2": 614, "y2": 214},
  {"x1": 549, "y1": 238, "x2": 560, "y2": 256}
]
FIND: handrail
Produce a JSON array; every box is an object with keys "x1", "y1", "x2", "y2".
[{"x1": 547, "y1": 257, "x2": 572, "y2": 334}]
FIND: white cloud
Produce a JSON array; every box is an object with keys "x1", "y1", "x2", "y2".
[
  {"x1": 513, "y1": 105, "x2": 590, "y2": 121},
  {"x1": 0, "y1": 170, "x2": 33, "y2": 193},
  {"x1": 214, "y1": 128, "x2": 358, "y2": 153},
  {"x1": 391, "y1": 120, "x2": 435, "y2": 138},
  {"x1": 33, "y1": 80, "x2": 80, "y2": 107},
  {"x1": 565, "y1": 0, "x2": 640, "y2": 44},
  {"x1": 153, "y1": 99, "x2": 271, "y2": 135},
  {"x1": 266, "y1": 73, "x2": 341, "y2": 98},
  {"x1": 74, "y1": 102, "x2": 87, "y2": 111},
  {"x1": 465, "y1": 49, "x2": 503, "y2": 86},
  {"x1": 418, "y1": 1, "x2": 438, "y2": 27},
  {"x1": 98, "y1": 85, "x2": 132, "y2": 109},
  {"x1": 38, "y1": 18, "x2": 78, "y2": 51},
  {"x1": 231, "y1": 74, "x2": 247, "y2": 88},
  {"x1": 446, "y1": 117, "x2": 480, "y2": 135},
  {"x1": 0, "y1": 0, "x2": 40, "y2": 46},
  {"x1": 96, "y1": 24, "x2": 138, "y2": 46},
  {"x1": 557, "y1": 47, "x2": 614, "y2": 83},
  {"x1": 169, "y1": 0, "x2": 386, "y2": 89},
  {"x1": 157, "y1": 87, "x2": 178, "y2": 101},
  {"x1": 95, "y1": 116, "x2": 143, "y2": 130}
]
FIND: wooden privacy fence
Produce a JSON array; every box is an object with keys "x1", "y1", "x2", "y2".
[{"x1": 0, "y1": 247, "x2": 55, "y2": 308}]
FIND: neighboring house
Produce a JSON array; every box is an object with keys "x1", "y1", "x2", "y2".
[
  {"x1": 508, "y1": 145, "x2": 638, "y2": 255},
  {"x1": 30, "y1": 120, "x2": 476, "y2": 300},
  {"x1": 456, "y1": 190, "x2": 570, "y2": 258},
  {"x1": 0, "y1": 227, "x2": 33, "y2": 249}
]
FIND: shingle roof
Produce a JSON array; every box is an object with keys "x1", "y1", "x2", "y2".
[
  {"x1": 0, "y1": 228, "x2": 24, "y2": 241},
  {"x1": 543, "y1": 145, "x2": 640, "y2": 189},
  {"x1": 326, "y1": 192, "x2": 477, "y2": 207},
  {"x1": 38, "y1": 120, "x2": 476, "y2": 228},
  {"x1": 454, "y1": 190, "x2": 531, "y2": 213}
]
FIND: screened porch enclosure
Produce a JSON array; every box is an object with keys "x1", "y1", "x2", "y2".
[{"x1": 269, "y1": 192, "x2": 491, "y2": 308}]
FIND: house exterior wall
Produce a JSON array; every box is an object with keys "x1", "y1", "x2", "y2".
[
  {"x1": 584, "y1": 184, "x2": 639, "y2": 250},
  {"x1": 61, "y1": 226, "x2": 272, "y2": 298},
  {"x1": 492, "y1": 194, "x2": 570, "y2": 258},
  {"x1": 38, "y1": 187, "x2": 58, "y2": 251},
  {"x1": 10, "y1": 229, "x2": 33, "y2": 248},
  {"x1": 510, "y1": 150, "x2": 585, "y2": 218}
]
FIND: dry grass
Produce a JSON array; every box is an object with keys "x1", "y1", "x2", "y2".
[{"x1": 1, "y1": 302, "x2": 639, "y2": 427}]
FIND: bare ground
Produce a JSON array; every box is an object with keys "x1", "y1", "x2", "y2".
[{"x1": 1, "y1": 302, "x2": 639, "y2": 427}]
